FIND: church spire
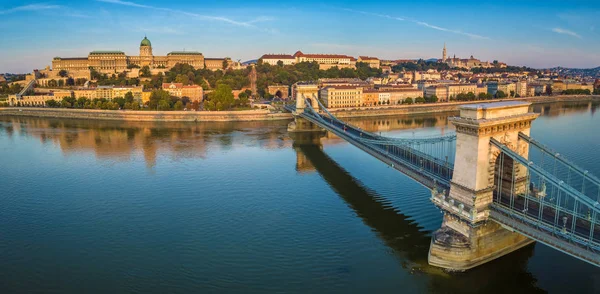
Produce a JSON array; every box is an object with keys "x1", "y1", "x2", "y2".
[{"x1": 442, "y1": 42, "x2": 447, "y2": 62}]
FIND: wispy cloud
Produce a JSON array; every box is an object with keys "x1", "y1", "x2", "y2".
[
  {"x1": 552, "y1": 28, "x2": 582, "y2": 39},
  {"x1": 342, "y1": 8, "x2": 404, "y2": 21},
  {"x1": 341, "y1": 7, "x2": 488, "y2": 40},
  {"x1": 96, "y1": 0, "x2": 150, "y2": 8},
  {"x1": 96, "y1": 0, "x2": 274, "y2": 29},
  {"x1": 0, "y1": 4, "x2": 61, "y2": 15},
  {"x1": 130, "y1": 26, "x2": 185, "y2": 35}
]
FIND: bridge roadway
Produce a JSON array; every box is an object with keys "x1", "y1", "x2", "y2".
[{"x1": 295, "y1": 106, "x2": 453, "y2": 190}]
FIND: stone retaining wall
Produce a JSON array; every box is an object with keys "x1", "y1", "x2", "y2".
[
  {"x1": 1, "y1": 95, "x2": 597, "y2": 122},
  {"x1": 0, "y1": 108, "x2": 293, "y2": 122}
]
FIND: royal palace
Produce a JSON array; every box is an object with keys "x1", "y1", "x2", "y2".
[{"x1": 52, "y1": 36, "x2": 231, "y2": 73}]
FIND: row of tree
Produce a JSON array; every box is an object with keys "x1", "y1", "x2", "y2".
[
  {"x1": 562, "y1": 89, "x2": 593, "y2": 95},
  {"x1": 0, "y1": 83, "x2": 23, "y2": 95},
  {"x1": 449, "y1": 91, "x2": 507, "y2": 101}
]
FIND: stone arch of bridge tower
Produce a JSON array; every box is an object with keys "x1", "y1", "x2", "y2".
[{"x1": 487, "y1": 133, "x2": 529, "y2": 195}]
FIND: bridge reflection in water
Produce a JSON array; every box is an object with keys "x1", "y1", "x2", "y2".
[
  {"x1": 290, "y1": 132, "x2": 545, "y2": 293},
  {"x1": 289, "y1": 98, "x2": 600, "y2": 271}
]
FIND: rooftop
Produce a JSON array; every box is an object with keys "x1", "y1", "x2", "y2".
[
  {"x1": 89, "y1": 51, "x2": 125, "y2": 55},
  {"x1": 460, "y1": 101, "x2": 530, "y2": 110},
  {"x1": 260, "y1": 54, "x2": 294, "y2": 59},
  {"x1": 167, "y1": 51, "x2": 203, "y2": 55}
]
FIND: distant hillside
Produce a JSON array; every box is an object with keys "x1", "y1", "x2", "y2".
[
  {"x1": 242, "y1": 59, "x2": 258, "y2": 66},
  {"x1": 546, "y1": 66, "x2": 600, "y2": 77}
]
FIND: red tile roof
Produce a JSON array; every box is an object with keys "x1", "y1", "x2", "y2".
[
  {"x1": 260, "y1": 54, "x2": 295, "y2": 59},
  {"x1": 359, "y1": 56, "x2": 379, "y2": 61},
  {"x1": 294, "y1": 50, "x2": 354, "y2": 59},
  {"x1": 162, "y1": 83, "x2": 183, "y2": 89}
]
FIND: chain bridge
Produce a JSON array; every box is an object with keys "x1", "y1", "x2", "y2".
[{"x1": 285, "y1": 98, "x2": 600, "y2": 271}]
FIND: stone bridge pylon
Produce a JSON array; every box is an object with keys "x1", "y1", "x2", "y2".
[
  {"x1": 429, "y1": 101, "x2": 540, "y2": 271},
  {"x1": 288, "y1": 83, "x2": 322, "y2": 132}
]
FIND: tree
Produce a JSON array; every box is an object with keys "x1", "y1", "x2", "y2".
[
  {"x1": 113, "y1": 97, "x2": 126, "y2": 108},
  {"x1": 124, "y1": 91, "x2": 134, "y2": 103},
  {"x1": 158, "y1": 100, "x2": 170, "y2": 110},
  {"x1": 61, "y1": 96, "x2": 76, "y2": 108},
  {"x1": 58, "y1": 70, "x2": 68, "y2": 78},
  {"x1": 277, "y1": 60, "x2": 284, "y2": 67},
  {"x1": 45, "y1": 99, "x2": 58, "y2": 107},
  {"x1": 404, "y1": 97, "x2": 413, "y2": 105},
  {"x1": 205, "y1": 84, "x2": 234, "y2": 110},
  {"x1": 140, "y1": 66, "x2": 152, "y2": 77},
  {"x1": 510, "y1": 90, "x2": 515, "y2": 97},
  {"x1": 191, "y1": 100, "x2": 200, "y2": 111},
  {"x1": 148, "y1": 89, "x2": 172, "y2": 110},
  {"x1": 174, "y1": 101, "x2": 184, "y2": 110},
  {"x1": 58, "y1": 80, "x2": 65, "y2": 87},
  {"x1": 415, "y1": 97, "x2": 425, "y2": 103},
  {"x1": 222, "y1": 60, "x2": 229, "y2": 70},
  {"x1": 48, "y1": 79, "x2": 58, "y2": 88},
  {"x1": 496, "y1": 90, "x2": 507, "y2": 98},
  {"x1": 76, "y1": 97, "x2": 88, "y2": 108},
  {"x1": 425, "y1": 95, "x2": 438, "y2": 103}
]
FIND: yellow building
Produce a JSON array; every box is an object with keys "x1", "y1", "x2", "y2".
[
  {"x1": 52, "y1": 36, "x2": 231, "y2": 74},
  {"x1": 425, "y1": 85, "x2": 449, "y2": 102},
  {"x1": 498, "y1": 83, "x2": 517, "y2": 96},
  {"x1": 162, "y1": 82, "x2": 203, "y2": 101},
  {"x1": 87, "y1": 85, "x2": 144, "y2": 101},
  {"x1": 182, "y1": 86, "x2": 204, "y2": 101},
  {"x1": 259, "y1": 54, "x2": 296, "y2": 66},
  {"x1": 516, "y1": 81, "x2": 527, "y2": 97},
  {"x1": 447, "y1": 84, "x2": 478, "y2": 100},
  {"x1": 74, "y1": 89, "x2": 96, "y2": 100},
  {"x1": 320, "y1": 86, "x2": 363, "y2": 108},
  {"x1": 358, "y1": 56, "x2": 380, "y2": 69},
  {"x1": 362, "y1": 90, "x2": 380, "y2": 106},
  {"x1": 142, "y1": 91, "x2": 152, "y2": 103},
  {"x1": 294, "y1": 51, "x2": 356, "y2": 70}
]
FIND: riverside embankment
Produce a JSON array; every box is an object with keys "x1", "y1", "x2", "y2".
[
  {"x1": 0, "y1": 108, "x2": 293, "y2": 122},
  {"x1": 328, "y1": 95, "x2": 600, "y2": 118},
  {"x1": 0, "y1": 95, "x2": 597, "y2": 122}
]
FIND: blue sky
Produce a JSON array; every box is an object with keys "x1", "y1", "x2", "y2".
[{"x1": 1, "y1": 0, "x2": 599, "y2": 73}]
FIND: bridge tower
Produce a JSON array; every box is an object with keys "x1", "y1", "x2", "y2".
[
  {"x1": 288, "y1": 83, "x2": 322, "y2": 132},
  {"x1": 429, "y1": 101, "x2": 540, "y2": 271}
]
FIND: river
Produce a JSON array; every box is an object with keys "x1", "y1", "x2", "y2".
[{"x1": 0, "y1": 100, "x2": 599, "y2": 293}]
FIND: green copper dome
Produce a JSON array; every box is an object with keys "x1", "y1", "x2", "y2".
[{"x1": 140, "y1": 36, "x2": 151, "y2": 47}]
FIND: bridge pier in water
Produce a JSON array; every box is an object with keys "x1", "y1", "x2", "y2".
[{"x1": 429, "y1": 102, "x2": 540, "y2": 271}]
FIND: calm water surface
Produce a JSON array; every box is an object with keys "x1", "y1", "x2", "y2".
[{"x1": 1, "y1": 101, "x2": 600, "y2": 293}]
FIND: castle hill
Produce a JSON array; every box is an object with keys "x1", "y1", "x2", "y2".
[
  {"x1": 1, "y1": 36, "x2": 598, "y2": 121},
  {"x1": 2, "y1": 1, "x2": 600, "y2": 293}
]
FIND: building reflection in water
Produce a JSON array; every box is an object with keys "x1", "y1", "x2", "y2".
[
  {"x1": 0, "y1": 117, "x2": 293, "y2": 169},
  {"x1": 1, "y1": 100, "x2": 598, "y2": 170}
]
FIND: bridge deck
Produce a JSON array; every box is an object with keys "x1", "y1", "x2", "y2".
[{"x1": 299, "y1": 110, "x2": 453, "y2": 190}]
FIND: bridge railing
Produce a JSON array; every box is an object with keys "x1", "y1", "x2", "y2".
[
  {"x1": 520, "y1": 132, "x2": 600, "y2": 199},
  {"x1": 306, "y1": 98, "x2": 457, "y2": 166},
  {"x1": 301, "y1": 101, "x2": 454, "y2": 187},
  {"x1": 490, "y1": 138, "x2": 600, "y2": 262}
]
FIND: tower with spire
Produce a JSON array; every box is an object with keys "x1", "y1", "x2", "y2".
[{"x1": 442, "y1": 43, "x2": 447, "y2": 62}]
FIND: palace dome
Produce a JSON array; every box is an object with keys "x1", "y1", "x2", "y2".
[{"x1": 140, "y1": 36, "x2": 151, "y2": 47}]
